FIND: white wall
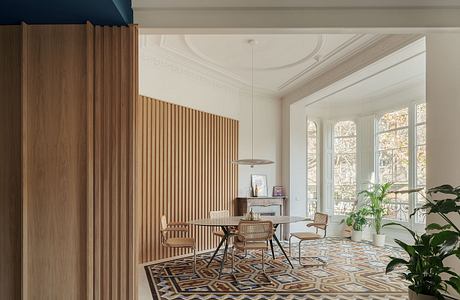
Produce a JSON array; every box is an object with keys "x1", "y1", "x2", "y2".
[
  {"x1": 426, "y1": 33, "x2": 460, "y2": 295},
  {"x1": 139, "y1": 49, "x2": 282, "y2": 198}
]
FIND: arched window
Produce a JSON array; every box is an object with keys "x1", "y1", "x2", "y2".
[
  {"x1": 377, "y1": 107, "x2": 410, "y2": 221},
  {"x1": 307, "y1": 120, "x2": 319, "y2": 218},
  {"x1": 333, "y1": 121, "x2": 357, "y2": 215}
]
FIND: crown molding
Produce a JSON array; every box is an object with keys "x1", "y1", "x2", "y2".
[
  {"x1": 140, "y1": 49, "x2": 277, "y2": 99},
  {"x1": 141, "y1": 33, "x2": 384, "y2": 98},
  {"x1": 283, "y1": 34, "x2": 424, "y2": 105},
  {"x1": 278, "y1": 34, "x2": 383, "y2": 91}
]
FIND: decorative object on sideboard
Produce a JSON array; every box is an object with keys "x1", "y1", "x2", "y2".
[
  {"x1": 251, "y1": 174, "x2": 267, "y2": 197},
  {"x1": 232, "y1": 39, "x2": 274, "y2": 168},
  {"x1": 272, "y1": 186, "x2": 285, "y2": 197}
]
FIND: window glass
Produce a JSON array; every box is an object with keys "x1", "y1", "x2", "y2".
[
  {"x1": 377, "y1": 108, "x2": 410, "y2": 221},
  {"x1": 307, "y1": 121, "x2": 318, "y2": 218},
  {"x1": 415, "y1": 103, "x2": 427, "y2": 223},
  {"x1": 333, "y1": 121, "x2": 356, "y2": 215}
]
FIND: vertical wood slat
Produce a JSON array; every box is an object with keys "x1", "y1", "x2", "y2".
[
  {"x1": 93, "y1": 25, "x2": 137, "y2": 300},
  {"x1": 0, "y1": 23, "x2": 137, "y2": 300},
  {"x1": 137, "y1": 96, "x2": 238, "y2": 262},
  {"x1": 0, "y1": 25, "x2": 22, "y2": 300}
]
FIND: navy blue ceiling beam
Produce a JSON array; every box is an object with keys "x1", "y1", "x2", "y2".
[{"x1": 0, "y1": 0, "x2": 133, "y2": 25}]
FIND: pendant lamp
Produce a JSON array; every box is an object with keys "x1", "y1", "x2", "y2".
[{"x1": 233, "y1": 39, "x2": 274, "y2": 168}]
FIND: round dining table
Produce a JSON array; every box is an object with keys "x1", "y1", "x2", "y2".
[{"x1": 188, "y1": 215, "x2": 308, "y2": 277}]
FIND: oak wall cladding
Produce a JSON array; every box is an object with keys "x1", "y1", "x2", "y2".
[
  {"x1": 138, "y1": 96, "x2": 238, "y2": 263},
  {"x1": 0, "y1": 23, "x2": 138, "y2": 300},
  {"x1": 92, "y1": 25, "x2": 138, "y2": 300},
  {"x1": 0, "y1": 26, "x2": 22, "y2": 300}
]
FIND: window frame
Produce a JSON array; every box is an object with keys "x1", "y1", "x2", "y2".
[
  {"x1": 332, "y1": 119, "x2": 358, "y2": 216},
  {"x1": 306, "y1": 118, "x2": 321, "y2": 218},
  {"x1": 374, "y1": 100, "x2": 426, "y2": 230}
]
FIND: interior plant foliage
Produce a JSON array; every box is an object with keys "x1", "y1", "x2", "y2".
[
  {"x1": 384, "y1": 184, "x2": 460, "y2": 299},
  {"x1": 342, "y1": 207, "x2": 370, "y2": 231},
  {"x1": 359, "y1": 182, "x2": 393, "y2": 234}
]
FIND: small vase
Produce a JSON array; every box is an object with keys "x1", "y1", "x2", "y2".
[
  {"x1": 373, "y1": 234, "x2": 386, "y2": 247},
  {"x1": 351, "y1": 230, "x2": 362, "y2": 242},
  {"x1": 408, "y1": 287, "x2": 436, "y2": 300}
]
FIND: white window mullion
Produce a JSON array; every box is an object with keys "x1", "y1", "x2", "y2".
[
  {"x1": 322, "y1": 121, "x2": 334, "y2": 216},
  {"x1": 408, "y1": 102, "x2": 417, "y2": 229}
]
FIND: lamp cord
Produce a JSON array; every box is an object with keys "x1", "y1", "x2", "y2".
[{"x1": 251, "y1": 42, "x2": 254, "y2": 161}]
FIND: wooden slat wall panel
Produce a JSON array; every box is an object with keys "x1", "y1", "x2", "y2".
[
  {"x1": 0, "y1": 26, "x2": 22, "y2": 300},
  {"x1": 93, "y1": 25, "x2": 138, "y2": 300},
  {"x1": 0, "y1": 23, "x2": 138, "y2": 300},
  {"x1": 23, "y1": 24, "x2": 88, "y2": 299},
  {"x1": 138, "y1": 96, "x2": 239, "y2": 263}
]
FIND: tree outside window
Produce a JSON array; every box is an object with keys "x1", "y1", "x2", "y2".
[
  {"x1": 376, "y1": 104, "x2": 426, "y2": 223},
  {"x1": 377, "y1": 108, "x2": 410, "y2": 221},
  {"x1": 307, "y1": 120, "x2": 319, "y2": 218},
  {"x1": 415, "y1": 103, "x2": 426, "y2": 223},
  {"x1": 333, "y1": 120, "x2": 357, "y2": 215}
]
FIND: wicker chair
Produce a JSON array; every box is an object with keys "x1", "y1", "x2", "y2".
[
  {"x1": 158, "y1": 215, "x2": 196, "y2": 278},
  {"x1": 231, "y1": 220, "x2": 274, "y2": 285},
  {"x1": 289, "y1": 212, "x2": 329, "y2": 267}
]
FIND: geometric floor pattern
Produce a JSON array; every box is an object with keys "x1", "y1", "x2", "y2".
[{"x1": 145, "y1": 238, "x2": 409, "y2": 300}]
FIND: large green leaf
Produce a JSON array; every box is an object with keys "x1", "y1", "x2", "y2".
[
  {"x1": 426, "y1": 223, "x2": 452, "y2": 231},
  {"x1": 428, "y1": 184, "x2": 460, "y2": 198},
  {"x1": 446, "y1": 277, "x2": 460, "y2": 294},
  {"x1": 394, "y1": 239, "x2": 416, "y2": 256},
  {"x1": 430, "y1": 230, "x2": 459, "y2": 247},
  {"x1": 383, "y1": 222, "x2": 417, "y2": 240},
  {"x1": 429, "y1": 199, "x2": 459, "y2": 214},
  {"x1": 386, "y1": 257, "x2": 409, "y2": 273}
]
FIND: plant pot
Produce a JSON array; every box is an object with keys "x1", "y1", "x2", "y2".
[
  {"x1": 408, "y1": 287, "x2": 436, "y2": 300},
  {"x1": 373, "y1": 234, "x2": 386, "y2": 247},
  {"x1": 351, "y1": 230, "x2": 363, "y2": 242}
]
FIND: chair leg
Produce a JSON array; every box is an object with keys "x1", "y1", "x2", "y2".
[
  {"x1": 231, "y1": 246, "x2": 235, "y2": 274},
  {"x1": 297, "y1": 239, "x2": 327, "y2": 268},
  {"x1": 156, "y1": 250, "x2": 197, "y2": 279},
  {"x1": 262, "y1": 249, "x2": 265, "y2": 272},
  {"x1": 193, "y1": 248, "x2": 197, "y2": 274}
]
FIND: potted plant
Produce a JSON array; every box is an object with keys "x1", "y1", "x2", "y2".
[
  {"x1": 384, "y1": 184, "x2": 460, "y2": 300},
  {"x1": 342, "y1": 207, "x2": 370, "y2": 242},
  {"x1": 359, "y1": 182, "x2": 393, "y2": 247}
]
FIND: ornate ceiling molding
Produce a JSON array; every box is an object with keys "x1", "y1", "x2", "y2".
[
  {"x1": 142, "y1": 33, "x2": 385, "y2": 97},
  {"x1": 183, "y1": 35, "x2": 324, "y2": 71}
]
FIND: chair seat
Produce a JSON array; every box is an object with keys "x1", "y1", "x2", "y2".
[
  {"x1": 290, "y1": 232, "x2": 321, "y2": 240},
  {"x1": 234, "y1": 240, "x2": 269, "y2": 250},
  {"x1": 165, "y1": 237, "x2": 195, "y2": 248}
]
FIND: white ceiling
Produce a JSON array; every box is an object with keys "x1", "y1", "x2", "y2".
[
  {"x1": 306, "y1": 38, "x2": 426, "y2": 118},
  {"x1": 140, "y1": 33, "x2": 384, "y2": 97},
  {"x1": 134, "y1": 0, "x2": 460, "y2": 9}
]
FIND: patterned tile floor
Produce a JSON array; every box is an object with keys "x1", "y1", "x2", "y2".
[{"x1": 144, "y1": 238, "x2": 409, "y2": 300}]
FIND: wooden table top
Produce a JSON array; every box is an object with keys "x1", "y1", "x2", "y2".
[{"x1": 188, "y1": 216, "x2": 308, "y2": 227}]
